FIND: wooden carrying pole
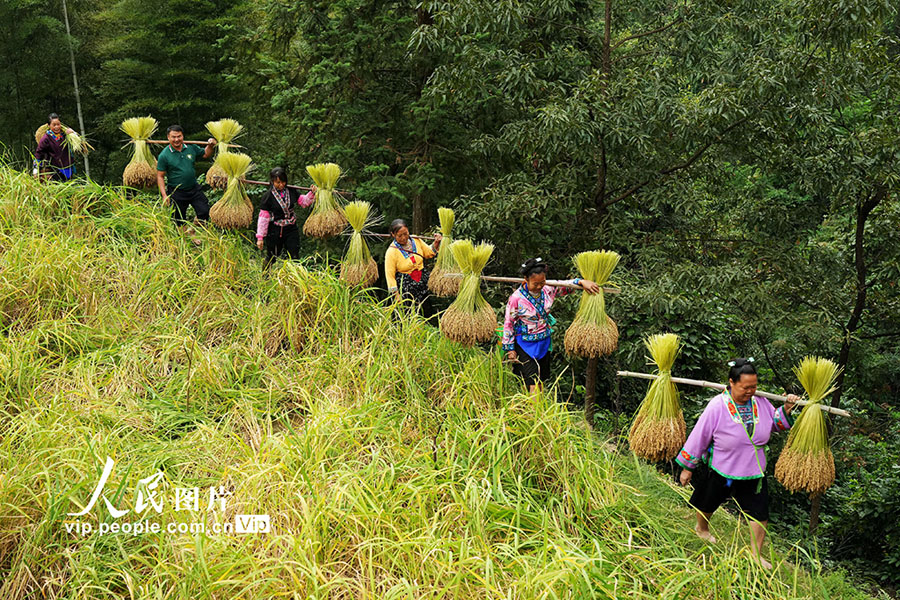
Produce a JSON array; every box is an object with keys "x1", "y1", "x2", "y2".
[
  {"x1": 446, "y1": 273, "x2": 620, "y2": 293},
  {"x1": 145, "y1": 140, "x2": 244, "y2": 148},
  {"x1": 617, "y1": 371, "x2": 851, "y2": 417},
  {"x1": 241, "y1": 178, "x2": 354, "y2": 196}
]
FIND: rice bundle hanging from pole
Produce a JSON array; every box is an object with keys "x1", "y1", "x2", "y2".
[
  {"x1": 205, "y1": 119, "x2": 243, "y2": 190},
  {"x1": 120, "y1": 117, "x2": 159, "y2": 188},
  {"x1": 303, "y1": 163, "x2": 347, "y2": 238},
  {"x1": 775, "y1": 356, "x2": 840, "y2": 494},
  {"x1": 340, "y1": 201, "x2": 378, "y2": 286},
  {"x1": 628, "y1": 333, "x2": 686, "y2": 461},
  {"x1": 564, "y1": 250, "x2": 620, "y2": 357},
  {"x1": 209, "y1": 152, "x2": 254, "y2": 229},
  {"x1": 440, "y1": 240, "x2": 496, "y2": 346},
  {"x1": 428, "y1": 207, "x2": 461, "y2": 297}
]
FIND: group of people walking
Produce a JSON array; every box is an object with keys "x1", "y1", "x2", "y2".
[{"x1": 33, "y1": 115, "x2": 802, "y2": 568}]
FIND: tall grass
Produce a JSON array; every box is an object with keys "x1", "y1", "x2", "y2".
[{"x1": 0, "y1": 166, "x2": 873, "y2": 599}]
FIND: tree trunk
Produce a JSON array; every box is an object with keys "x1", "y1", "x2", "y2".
[
  {"x1": 829, "y1": 186, "x2": 884, "y2": 412},
  {"x1": 809, "y1": 492, "x2": 823, "y2": 533},
  {"x1": 412, "y1": 194, "x2": 427, "y2": 234},
  {"x1": 62, "y1": 0, "x2": 90, "y2": 179},
  {"x1": 585, "y1": 357, "x2": 599, "y2": 428},
  {"x1": 809, "y1": 185, "x2": 884, "y2": 534}
]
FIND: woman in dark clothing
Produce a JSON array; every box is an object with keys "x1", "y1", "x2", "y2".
[
  {"x1": 34, "y1": 113, "x2": 76, "y2": 182},
  {"x1": 255, "y1": 167, "x2": 316, "y2": 270}
]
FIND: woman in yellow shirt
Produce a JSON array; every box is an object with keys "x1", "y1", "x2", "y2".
[{"x1": 385, "y1": 218, "x2": 442, "y2": 313}]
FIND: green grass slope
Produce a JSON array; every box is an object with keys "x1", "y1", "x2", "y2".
[{"x1": 0, "y1": 168, "x2": 872, "y2": 598}]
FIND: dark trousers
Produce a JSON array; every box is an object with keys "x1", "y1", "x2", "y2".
[
  {"x1": 264, "y1": 224, "x2": 301, "y2": 269},
  {"x1": 170, "y1": 185, "x2": 210, "y2": 225}
]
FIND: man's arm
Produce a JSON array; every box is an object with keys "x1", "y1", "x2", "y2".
[
  {"x1": 202, "y1": 137, "x2": 216, "y2": 159},
  {"x1": 157, "y1": 170, "x2": 169, "y2": 205}
]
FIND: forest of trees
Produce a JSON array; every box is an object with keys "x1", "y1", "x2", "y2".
[{"x1": 1, "y1": 0, "x2": 898, "y2": 591}]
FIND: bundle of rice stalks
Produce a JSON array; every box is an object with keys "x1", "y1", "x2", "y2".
[
  {"x1": 563, "y1": 250, "x2": 620, "y2": 357},
  {"x1": 775, "y1": 356, "x2": 840, "y2": 494},
  {"x1": 340, "y1": 201, "x2": 378, "y2": 286},
  {"x1": 209, "y1": 152, "x2": 254, "y2": 229},
  {"x1": 428, "y1": 207, "x2": 461, "y2": 297},
  {"x1": 628, "y1": 333, "x2": 686, "y2": 462},
  {"x1": 303, "y1": 163, "x2": 347, "y2": 238},
  {"x1": 120, "y1": 117, "x2": 158, "y2": 188},
  {"x1": 205, "y1": 119, "x2": 243, "y2": 190},
  {"x1": 62, "y1": 130, "x2": 94, "y2": 155},
  {"x1": 440, "y1": 240, "x2": 496, "y2": 346},
  {"x1": 35, "y1": 124, "x2": 94, "y2": 155}
]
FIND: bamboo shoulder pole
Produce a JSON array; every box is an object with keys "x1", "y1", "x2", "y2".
[
  {"x1": 367, "y1": 232, "x2": 436, "y2": 242},
  {"x1": 445, "y1": 273, "x2": 620, "y2": 293},
  {"x1": 241, "y1": 178, "x2": 355, "y2": 196},
  {"x1": 144, "y1": 139, "x2": 244, "y2": 148},
  {"x1": 616, "y1": 371, "x2": 851, "y2": 417}
]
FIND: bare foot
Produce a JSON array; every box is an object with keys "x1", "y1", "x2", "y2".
[
  {"x1": 694, "y1": 527, "x2": 717, "y2": 543},
  {"x1": 753, "y1": 554, "x2": 772, "y2": 570}
]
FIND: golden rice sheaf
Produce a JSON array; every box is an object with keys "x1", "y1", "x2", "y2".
[
  {"x1": 123, "y1": 162, "x2": 157, "y2": 188},
  {"x1": 628, "y1": 416, "x2": 686, "y2": 462},
  {"x1": 428, "y1": 267, "x2": 462, "y2": 297},
  {"x1": 303, "y1": 210, "x2": 348, "y2": 239},
  {"x1": 340, "y1": 260, "x2": 378, "y2": 287},
  {"x1": 209, "y1": 199, "x2": 253, "y2": 229},
  {"x1": 564, "y1": 316, "x2": 619, "y2": 358},
  {"x1": 774, "y1": 446, "x2": 835, "y2": 493},
  {"x1": 440, "y1": 303, "x2": 496, "y2": 346}
]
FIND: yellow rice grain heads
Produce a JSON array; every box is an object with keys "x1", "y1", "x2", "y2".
[
  {"x1": 428, "y1": 207, "x2": 462, "y2": 297},
  {"x1": 205, "y1": 119, "x2": 243, "y2": 190},
  {"x1": 440, "y1": 240, "x2": 496, "y2": 346},
  {"x1": 563, "y1": 250, "x2": 620, "y2": 357},
  {"x1": 303, "y1": 163, "x2": 347, "y2": 238},
  {"x1": 628, "y1": 333, "x2": 686, "y2": 462},
  {"x1": 120, "y1": 117, "x2": 159, "y2": 188},
  {"x1": 775, "y1": 356, "x2": 841, "y2": 494},
  {"x1": 340, "y1": 201, "x2": 378, "y2": 286},
  {"x1": 209, "y1": 152, "x2": 254, "y2": 229}
]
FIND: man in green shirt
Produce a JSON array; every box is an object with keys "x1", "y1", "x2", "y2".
[{"x1": 156, "y1": 124, "x2": 216, "y2": 229}]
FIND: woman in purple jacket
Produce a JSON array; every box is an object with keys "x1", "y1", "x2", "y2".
[
  {"x1": 34, "y1": 113, "x2": 76, "y2": 181},
  {"x1": 676, "y1": 358, "x2": 798, "y2": 568}
]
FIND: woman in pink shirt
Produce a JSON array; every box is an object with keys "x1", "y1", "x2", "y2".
[
  {"x1": 255, "y1": 167, "x2": 316, "y2": 270},
  {"x1": 677, "y1": 358, "x2": 799, "y2": 568},
  {"x1": 502, "y1": 258, "x2": 600, "y2": 392}
]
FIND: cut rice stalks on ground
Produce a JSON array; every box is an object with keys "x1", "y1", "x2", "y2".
[
  {"x1": 440, "y1": 240, "x2": 496, "y2": 346},
  {"x1": 628, "y1": 333, "x2": 685, "y2": 462},
  {"x1": 205, "y1": 119, "x2": 243, "y2": 190},
  {"x1": 340, "y1": 201, "x2": 379, "y2": 286},
  {"x1": 209, "y1": 152, "x2": 254, "y2": 229},
  {"x1": 775, "y1": 356, "x2": 841, "y2": 494},
  {"x1": 304, "y1": 163, "x2": 347, "y2": 238},
  {"x1": 428, "y1": 207, "x2": 461, "y2": 297},
  {"x1": 564, "y1": 250, "x2": 620, "y2": 358},
  {"x1": 120, "y1": 117, "x2": 159, "y2": 188}
]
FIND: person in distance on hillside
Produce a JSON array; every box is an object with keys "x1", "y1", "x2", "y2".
[
  {"x1": 33, "y1": 113, "x2": 77, "y2": 182},
  {"x1": 385, "y1": 218, "x2": 441, "y2": 316},
  {"x1": 677, "y1": 358, "x2": 798, "y2": 569},
  {"x1": 502, "y1": 258, "x2": 600, "y2": 393},
  {"x1": 255, "y1": 167, "x2": 316, "y2": 270},
  {"x1": 156, "y1": 125, "x2": 215, "y2": 238}
]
